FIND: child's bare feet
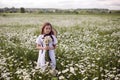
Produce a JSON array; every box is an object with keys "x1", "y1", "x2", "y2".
[{"x1": 50, "y1": 69, "x2": 58, "y2": 76}]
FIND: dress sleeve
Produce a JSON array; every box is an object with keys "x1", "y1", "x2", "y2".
[
  {"x1": 52, "y1": 35, "x2": 58, "y2": 45},
  {"x1": 36, "y1": 35, "x2": 42, "y2": 45}
]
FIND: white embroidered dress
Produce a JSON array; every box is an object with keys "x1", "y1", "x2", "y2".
[{"x1": 36, "y1": 35, "x2": 57, "y2": 71}]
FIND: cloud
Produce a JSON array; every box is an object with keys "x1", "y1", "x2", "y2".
[
  {"x1": 0, "y1": 0, "x2": 120, "y2": 10},
  {"x1": 95, "y1": 0, "x2": 120, "y2": 6},
  {"x1": 111, "y1": 3, "x2": 120, "y2": 6},
  {"x1": 95, "y1": 0, "x2": 120, "y2": 9}
]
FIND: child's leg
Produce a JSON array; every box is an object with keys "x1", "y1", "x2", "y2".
[
  {"x1": 37, "y1": 50, "x2": 46, "y2": 70},
  {"x1": 49, "y1": 50, "x2": 56, "y2": 69},
  {"x1": 36, "y1": 52, "x2": 41, "y2": 68}
]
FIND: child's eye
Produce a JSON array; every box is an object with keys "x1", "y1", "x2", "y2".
[{"x1": 48, "y1": 27, "x2": 50, "y2": 29}]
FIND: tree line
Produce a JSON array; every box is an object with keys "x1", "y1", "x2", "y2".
[{"x1": 0, "y1": 7, "x2": 120, "y2": 14}]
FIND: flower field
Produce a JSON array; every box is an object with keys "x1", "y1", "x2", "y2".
[{"x1": 0, "y1": 13, "x2": 120, "y2": 80}]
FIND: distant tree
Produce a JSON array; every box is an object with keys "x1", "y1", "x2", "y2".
[
  {"x1": 4, "y1": 7, "x2": 9, "y2": 13},
  {"x1": 0, "y1": 9, "x2": 4, "y2": 13},
  {"x1": 10, "y1": 7, "x2": 17, "y2": 13},
  {"x1": 20, "y1": 7, "x2": 25, "y2": 13},
  {"x1": 74, "y1": 10, "x2": 79, "y2": 14},
  {"x1": 115, "y1": 10, "x2": 120, "y2": 13}
]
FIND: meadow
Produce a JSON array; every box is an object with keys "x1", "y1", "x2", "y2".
[{"x1": 0, "y1": 13, "x2": 120, "y2": 80}]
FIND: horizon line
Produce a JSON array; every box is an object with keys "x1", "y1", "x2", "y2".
[{"x1": 0, "y1": 7, "x2": 120, "y2": 10}]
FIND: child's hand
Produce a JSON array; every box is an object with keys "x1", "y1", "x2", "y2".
[
  {"x1": 44, "y1": 46, "x2": 55, "y2": 50},
  {"x1": 48, "y1": 46, "x2": 54, "y2": 50},
  {"x1": 44, "y1": 46, "x2": 50, "y2": 50}
]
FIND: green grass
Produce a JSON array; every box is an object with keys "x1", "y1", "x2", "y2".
[{"x1": 0, "y1": 13, "x2": 120, "y2": 80}]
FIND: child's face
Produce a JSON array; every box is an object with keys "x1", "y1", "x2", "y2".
[{"x1": 44, "y1": 25, "x2": 51, "y2": 34}]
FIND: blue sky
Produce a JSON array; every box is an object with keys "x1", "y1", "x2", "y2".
[{"x1": 0, "y1": 0, "x2": 120, "y2": 10}]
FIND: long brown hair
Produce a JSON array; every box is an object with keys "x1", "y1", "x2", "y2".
[{"x1": 41, "y1": 22, "x2": 54, "y2": 35}]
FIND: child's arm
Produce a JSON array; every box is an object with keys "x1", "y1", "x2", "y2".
[
  {"x1": 49, "y1": 44, "x2": 57, "y2": 50},
  {"x1": 36, "y1": 44, "x2": 44, "y2": 50},
  {"x1": 36, "y1": 44, "x2": 49, "y2": 50},
  {"x1": 48, "y1": 35, "x2": 57, "y2": 50}
]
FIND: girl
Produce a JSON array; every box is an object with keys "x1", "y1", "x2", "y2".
[{"x1": 36, "y1": 22, "x2": 57, "y2": 73}]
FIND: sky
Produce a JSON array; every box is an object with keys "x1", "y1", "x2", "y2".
[{"x1": 0, "y1": 0, "x2": 120, "y2": 10}]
